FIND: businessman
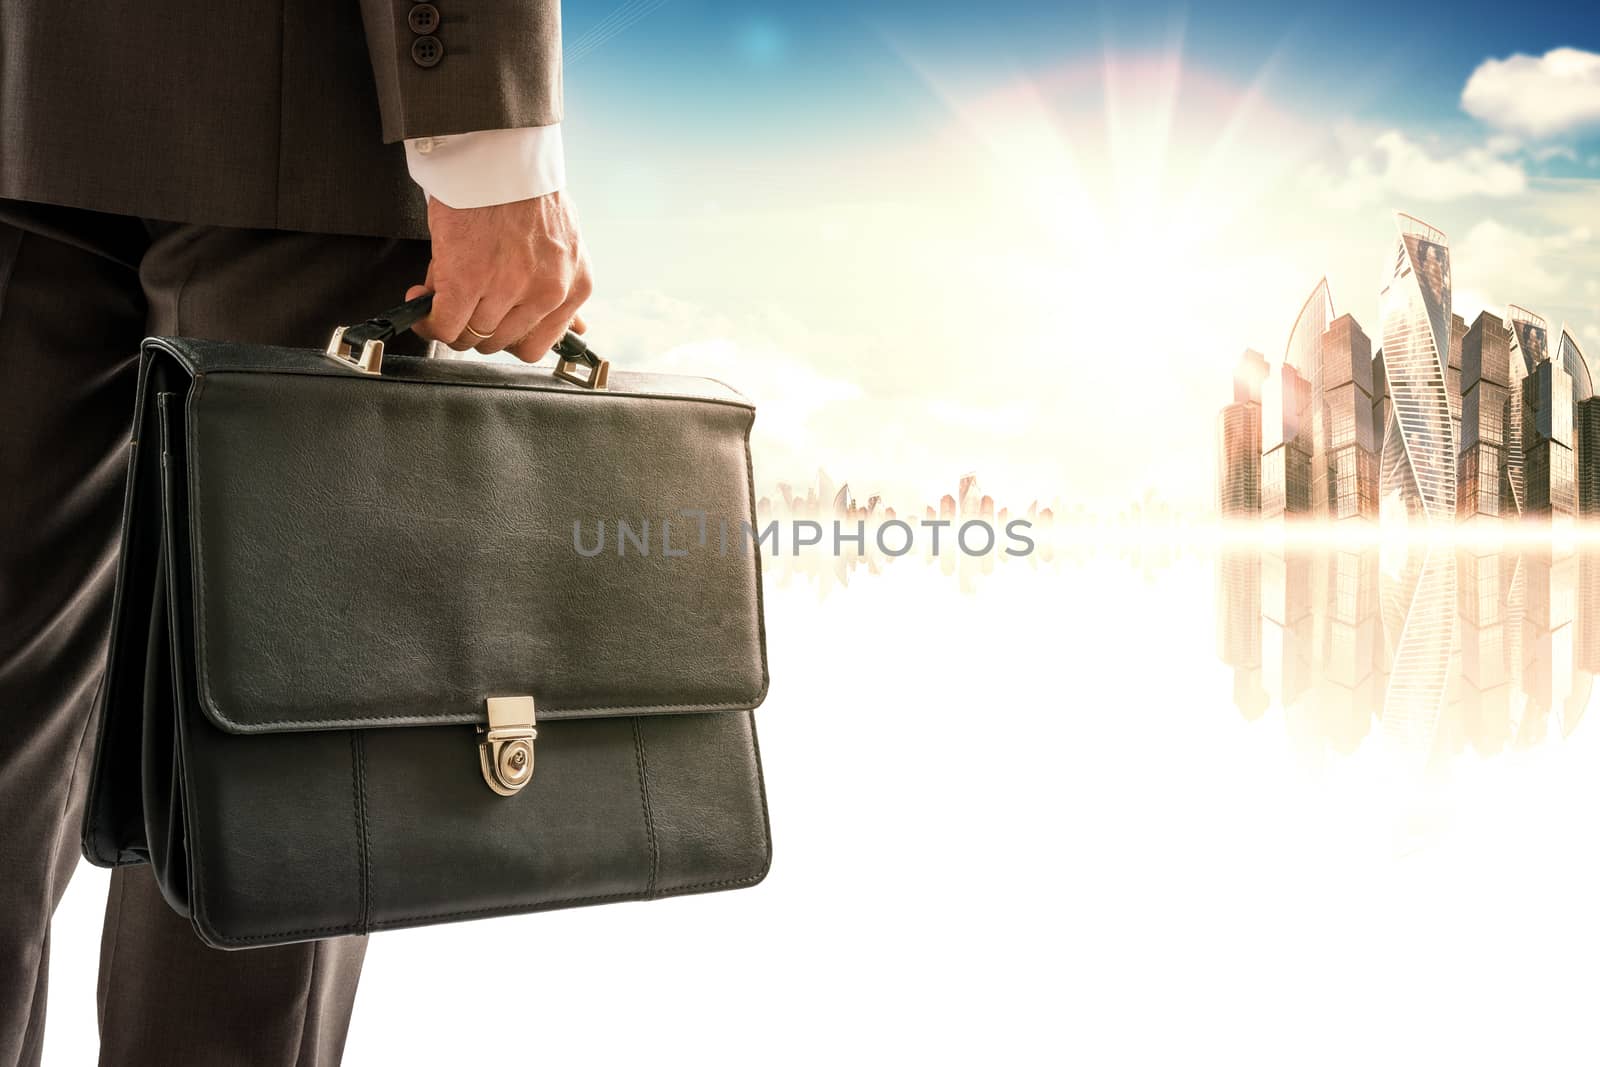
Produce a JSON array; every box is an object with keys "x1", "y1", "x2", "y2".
[{"x1": 0, "y1": 2, "x2": 591, "y2": 1063}]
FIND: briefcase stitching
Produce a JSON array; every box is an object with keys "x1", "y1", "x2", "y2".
[
  {"x1": 183, "y1": 707, "x2": 773, "y2": 947},
  {"x1": 350, "y1": 732, "x2": 372, "y2": 934},
  {"x1": 632, "y1": 718, "x2": 660, "y2": 898}
]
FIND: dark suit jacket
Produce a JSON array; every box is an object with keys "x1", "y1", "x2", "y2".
[{"x1": 0, "y1": 0, "x2": 561, "y2": 239}]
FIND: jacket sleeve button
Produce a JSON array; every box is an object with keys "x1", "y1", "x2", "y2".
[
  {"x1": 411, "y1": 35, "x2": 444, "y2": 68},
  {"x1": 408, "y1": 4, "x2": 441, "y2": 35}
]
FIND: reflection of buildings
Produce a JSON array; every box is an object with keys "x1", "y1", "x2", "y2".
[
  {"x1": 1216, "y1": 549, "x2": 1268, "y2": 719},
  {"x1": 1521, "y1": 548, "x2": 1578, "y2": 740},
  {"x1": 1380, "y1": 550, "x2": 1458, "y2": 765},
  {"x1": 1214, "y1": 544, "x2": 1600, "y2": 765},
  {"x1": 1378, "y1": 213, "x2": 1456, "y2": 523},
  {"x1": 1217, "y1": 349, "x2": 1268, "y2": 518},
  {"x1": 1262, "y1": 550, "x2": 1315, "y2": 713},
  {"x1": 1458, "y1": 549, "x2": 1519, "y2": 754},
  {"x1": 1297, "y1": 548, "x2": 1379, "y2": 755},
  {"x1": 1580, "y1": 550, "x2": 1600, "y2": 674},
  {"x1": 754, "y1": 470, "x2": 1058, "y2": 595}
]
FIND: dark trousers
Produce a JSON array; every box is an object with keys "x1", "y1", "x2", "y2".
[{"x1": 0, "y1": 201, "x2": 431, "y2": 1066}]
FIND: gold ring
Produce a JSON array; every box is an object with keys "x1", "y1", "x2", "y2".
[{"x1": 464, "y1": 323, "x2": 494, "y2": 341}]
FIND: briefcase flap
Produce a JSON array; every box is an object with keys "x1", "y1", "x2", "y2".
[{"x1": 149, "y1": 337, "x2": 769, "y2": 737}]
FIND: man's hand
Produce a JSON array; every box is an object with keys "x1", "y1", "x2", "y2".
[{"x1": 407, "y1": 191, "x2": 593, "y2": 362}]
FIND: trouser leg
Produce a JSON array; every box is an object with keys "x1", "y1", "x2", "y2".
[
  {"x1": 0, "y1": 204, "x2": 148, "y2": 1067},
  {"x1": 0, "y1": 200, "x2": 432, "y2": 1067},
  {"x1": 93, "y1": 220, "x2": 432, "y2": 1067}
]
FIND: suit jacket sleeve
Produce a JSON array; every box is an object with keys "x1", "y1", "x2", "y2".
[{"x1": 360, "y1": 0, "x2": 563, "y2": 143}]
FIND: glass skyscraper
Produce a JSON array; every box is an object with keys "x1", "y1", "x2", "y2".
[
  {"x1": 1505, "y1": 305, "x2": 1549, "y2": 514},
  {"x1": 1579, "y1": 397, "x2": 1600, "y2": 518},
  {"x1": 1448, "y1": 312, "x2": 1466, "y2": 449},
  {"x1": 1217, "y1": 401, "x2": 1261, "y2": 518},
  {"x1": 1261, "y1": 361, "x2": 1312, "y2": 521},
  {"x1": 1377, "y1": 214, "x2": 1456, "y2": 523},
  {"x1": 1523, "y1": 359, "x2": 1577, "y2": 520},
  {"x1": 1286, "y1": 280, "x2": 1333, "y2": 515},
  {"x1": 1319, "y1": 313, "x2": 1378, "y2": 519},
  {"x1": 1372, "y1": 349, "x2": 1388, "y2": 458},
  {"x1": 1218, "y1": 349, "x2": 1270, "y2": 519},
  {"x1": 1573, "y1": 327, "x2": 1600, "y2": 520},
  {"x1": 1459, "y1": 311, "x2": 1512, "y2": 520},
  {"x1": 1557, "y1": 326, "x2": 1594, "y2": 403}
]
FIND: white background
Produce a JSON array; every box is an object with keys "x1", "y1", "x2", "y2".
[{"x1": 39, "y1": 555, "x2": 1600, "y2": 1064}]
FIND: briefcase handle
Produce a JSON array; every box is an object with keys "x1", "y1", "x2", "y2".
[{"x1": 324, "y1": 292, "x2": 608, "y2": 389}]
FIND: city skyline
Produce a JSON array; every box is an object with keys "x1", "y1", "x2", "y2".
[{"x1": 1217, "y1": 209, "x2": 1600, "y2": 528}]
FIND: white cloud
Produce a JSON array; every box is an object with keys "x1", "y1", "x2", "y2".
[
  {"x1": 1462, "y1": 48, "x2": 1600, "y2": 139},
  {"x1": 1453, "y1": 219, "x2": 1591, "y2": 313},
  {"x1": 1531, "y1": 144, "x2": 1580, "y2": 163},
  {"x1": 1314, "y1": 129, "x2": 1526, "y2": 206}
]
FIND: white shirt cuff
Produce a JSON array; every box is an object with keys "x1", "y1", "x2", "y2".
[{"x1": 403, "y1": 125, "x2": 566, "y2": 208}]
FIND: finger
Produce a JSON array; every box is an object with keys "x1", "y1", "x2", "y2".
[
  {"x1": 404, "y1": 263, "x2": 437, "y2": 316},
  {"x1": 455, "y1": 292, "x2": 520, "y2": 353},
  {"x1": 570, "y1": 313, "x2": 587, "y2": 335},
  {"x1": 509, "y1": 298, "x2": 586, "y2": 365},
  {"x1": 480, "y1": 302, "x2": 546, "y2": 355},
  {"x1": 418, "y1": 285, "x2": 479, "y2": 350}
]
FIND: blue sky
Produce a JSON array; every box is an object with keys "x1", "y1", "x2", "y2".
[
  {"x1": 562, "y1": 1, "x2": 1598, "y2": 123},
  {"x1": 556, "y1": 1, "x2": 1600, "y2": 510}
]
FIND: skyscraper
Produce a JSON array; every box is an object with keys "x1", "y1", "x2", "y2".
[
  {"x1": 1522, "y1": 358, "x2": 1576, "y2": 520},
  {"x1": 1557, "y1": 326, "x2": 1594, "y2": 403},
  {"x1": 1219, "y1": 349, "x2": 1268, "y2": 518},
  {"x1": 1448, "y1": 312, "x2": 1466, "y2": 447},
  {"x1": 1261, "y1": 361, "x2": 1312, "y2": 521},
  {"x1": 1578, "y1": 397, "x2": 1600, "y2": 518},
  {"x1": 1378, "y1": 214, "x2": 1455, "y2": 523},
  {"x1": 1318, "y1": 314, "x2": 1378, "y2": 519},
  {"x1": 1286, "y1": 281, "x2": 1336, "y2": 519},
  {"x1": 1218, "y1": 404, "x2": 1261, "y2": 518},
  {"x1": 1372, "y1": 348, "x2": 1388, "y2": 457},
  {"x1": 1286, "y1": 280, "x2": 1332, "y2": 516},
  {"x1": 1504, "y1": 305, "x2": 1549, "y2": 514},
  {"x1": 1234, "y1": 346, "x2": 1269, "y2": 403},
  {"x1": 1459, "y1": 311, "x2": 1512, "y2": 520},
  {"x1": 1508, "y1": 304, "x2": 1550, "y2": 366}
]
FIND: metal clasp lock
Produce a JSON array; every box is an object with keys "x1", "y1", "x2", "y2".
[{"x1": 478, "y1": 696, "x2": 537, "y2": 796}]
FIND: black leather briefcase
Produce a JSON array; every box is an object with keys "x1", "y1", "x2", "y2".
[{"x1": 81, "y1": 297, "x2": 771, "y2": 949}]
